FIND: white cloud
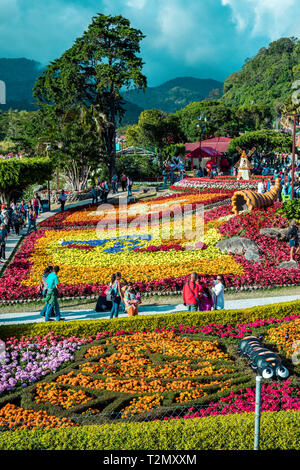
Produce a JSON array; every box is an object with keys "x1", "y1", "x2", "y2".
[
  {"x1": 1, "y1": 0, "x2": 299, "y2": 87},
  {"x1": 222, "y1": 0, "x2": 300, "y2": 39},
  {"x1": 126, "y1": 0, "x2": 147, "y2": 9}
]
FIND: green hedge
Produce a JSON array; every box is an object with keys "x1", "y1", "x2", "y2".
[
  {"x1": 0, "y1": 299, "x2": 299, "y2": 341},
  {"x1": 0, "y1": 410, "x2": 298, "y2": 450}
]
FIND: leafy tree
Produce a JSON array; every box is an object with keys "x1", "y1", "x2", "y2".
[
  {"x1": 55, "y1": 105, "x2": 108, "y2": 190},
  {"x1": 116, "y1": 154, "x2": 159, "y2": 181},
  {"x1": 125, "y1": 124, "x2": 143, "y2": 147},
  {"x1": 176, "y1": 100, "x2": 241, "y2": 141},
  {"x1": 33, "y1": 13, "x2": 147, "y2": 178},
  {"x1": 235, "y1": 104, "x2": 273, "y2": 132},
  {"x1": 23, "y1": 104, "x2": 108, "y2": 191},
  {"x1": 124, "y1": 109, "x2": 183, "y2": 168},
  {"x1": 227, "y1": 130, "x2": 293, "y2": 155},
  {"x1": 0, "y1": 111, "x2": 9, "y2": 141},
  {"x1": 5, "y1": 110, "x2": 33, "y2": 142},
  {"x1": 0, "y1": 157, "x2": 53, "y2": 203}
]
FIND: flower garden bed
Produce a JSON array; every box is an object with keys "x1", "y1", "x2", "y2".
[
  {"x1": 38, "y1": 191, "x2": 234, "y2": 229},
  {"x1": 171, "y1": 176, "x2": 273, "y2": 192},
  {"x1": 0, "y1": 310, "x2": 299, "y2": 443},
  {"x1": 0, "y1": 190, "x2": 299, "y2": 301}
]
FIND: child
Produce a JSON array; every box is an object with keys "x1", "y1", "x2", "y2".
[{"x1": 124, "y1": 283, "x2": 139, "y2": 317}]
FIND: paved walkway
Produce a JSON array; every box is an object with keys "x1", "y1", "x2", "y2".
[{"x1": 1, "y1": 294, "x2": 299, "y2": 325}]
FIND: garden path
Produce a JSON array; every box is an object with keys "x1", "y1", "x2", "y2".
[{"x1": 1, "y1": 294, "x2": 300, "y2": 325}]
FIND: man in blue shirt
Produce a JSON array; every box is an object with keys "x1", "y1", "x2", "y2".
[{"x1": 45, "y1": 266, "x2": 64, "y2": 321}]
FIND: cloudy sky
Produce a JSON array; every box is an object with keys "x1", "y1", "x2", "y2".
[{"x1": 0, "y1": 0, "x2": 299, "y2": 86}]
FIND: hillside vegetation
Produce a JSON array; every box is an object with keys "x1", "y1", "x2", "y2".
[{"x1": 222, "y1": 37, "x2": 300, "y2": 113}]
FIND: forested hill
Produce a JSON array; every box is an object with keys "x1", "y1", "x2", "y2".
[
  {"x1": 122, "y1": 77, "x2": 223, "y2": 115},
  {"x1": 0, "y1": 59, "x2": 223, "y2": 124},
  {"x1": 0, "y1": 58, "x2": 42, "y2": 111},
  {"x1": 221, "y1": 37, "x2": 300, "y2": 112}
]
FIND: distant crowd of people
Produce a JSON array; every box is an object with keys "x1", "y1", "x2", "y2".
[
  {"x1": 0, "y1": 193, "x2": 44, "y2": 262},
  {"x1": 0, "y1": 150, "x2": 29, "y2": 161},
  {"x1": 90, "y1": 174, "x2": 134, "y2": 204}
]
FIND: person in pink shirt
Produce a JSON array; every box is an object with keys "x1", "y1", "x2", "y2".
[{"x1": 198, "y1": 285, "x2": 213, "y2": 311}]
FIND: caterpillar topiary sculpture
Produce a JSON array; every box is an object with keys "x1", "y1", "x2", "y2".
[
  {"x1": 238, "y1": 335, "x2": 289, "y2": 379},
  {"x1": 232, "y1": 178, "x2": 281, "y2": 215}
]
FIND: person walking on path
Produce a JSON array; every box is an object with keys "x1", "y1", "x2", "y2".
[
  {"x1": 111, "y1": 174, "x2": 118, "y2": 194},
  {"x1": 110, "y1": 272, "x2": 123, "y2": 319},
  {"x1": 1, "y1": 208, "x2": 10, "y2": 234},
  {"x1": 26, "y1": 208, "x2": 37, "y2": 235},
  {"x1": 59, "y1": 190, "x2": 67, "y2": 212},
  {"x1": 95, "y1": 274, "x2": 115, "y2": 312},
  {"x1": 121, "y1": 173, "x2": 127, "y2": 192},
  {"x1": 18, "y1": 200, "x2": 27, "y2": 228},
  {"x1": 40, "y1": 266, "x2": 53, "y2": 318},
  {"x1": 183, "y1": 272, "x2": 203, "y2": 311},
  {"x1": 32, "y1": 193, "x2": 40, "y2": 217},
  {"x1": 0, "y1": 224, "x2": 8, "y2": 263},
  {"x1": 212, "y1": 275, "x2": 225, "y2": 310},
  {"x1": 45, "y1": 266, "x2": 64, "y2": 321},
  {"x1": 11, "y1": 209, "x2": 22, "y2": 236},
  {"x1": 91, "y1": 186, "x2": 98, "y2": 204},
  {"x1": 287, "y1": 220, "x2": 299, "y2": 261},
  {"x1": 102, "y1": 181, "x2": 109, "y2": 203},
  {"x1": 127, "y1": 177, "x2": 133, "y2": 197}
]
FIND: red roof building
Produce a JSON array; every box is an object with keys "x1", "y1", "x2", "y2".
[{"x1": 185, "y1": 137, "x2": 232, "y2": 155}]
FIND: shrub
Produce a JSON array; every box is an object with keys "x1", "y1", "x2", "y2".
[
  {"x1": 277, "y1": 199, "x2": 300, "y2": 221},
  {"x1": 0, "y1": 410, "x2": 298, "y2": 450},
  {"x1": 0, "y1": 299, "x2": 300, "y2": 340}
]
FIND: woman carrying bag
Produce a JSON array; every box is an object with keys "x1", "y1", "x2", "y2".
[
  {"x1": 212, "y1": 275, "x2": 225, "y2": 310},
  {"x1": 110, "y1": 272, "x2": 123, "y2": 319},
  {"x1": 95, "y1": 274, "x2": 115, "y2": 312}
]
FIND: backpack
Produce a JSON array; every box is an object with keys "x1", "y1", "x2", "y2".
[{"x1": 111, "y1": 282, "x2": 120, "y2": 302}]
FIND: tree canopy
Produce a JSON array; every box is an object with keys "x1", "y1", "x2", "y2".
[
  {"x1": 227, "y1": 130, "x2": 293, "y2": 155},
  {"x1": 33, "y1": 13, "x2": 147, "y2": 178},
  {"x1": 175, "y1": 100, "x2": 273, "y2": 142}
]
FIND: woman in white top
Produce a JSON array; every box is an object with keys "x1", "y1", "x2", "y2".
[{"x1": 212, "y1": 275, "x2": 225, "y2": 310}]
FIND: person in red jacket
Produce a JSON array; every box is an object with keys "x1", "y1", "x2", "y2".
[{"x1": 183, "y1": 272, "x2": 203, "y2": 311}]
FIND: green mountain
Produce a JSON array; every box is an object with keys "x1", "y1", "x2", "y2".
[
  {"x1": 0, "y1": 59, "x2": 223, "y2": 124},
  {"x1": 122, "y1": 77, "x2": 223, "y2": 119},
  {"x1": 222, "y1": 37, "x2": 300, "y2": 112},
  {"x1": 0, "y1": 58, "x2": 42, "y2": 111}
]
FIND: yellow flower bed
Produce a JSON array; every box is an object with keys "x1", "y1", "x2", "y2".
[{"x1": 22, "y1": 217, "x2": 243, "y2": 287}]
